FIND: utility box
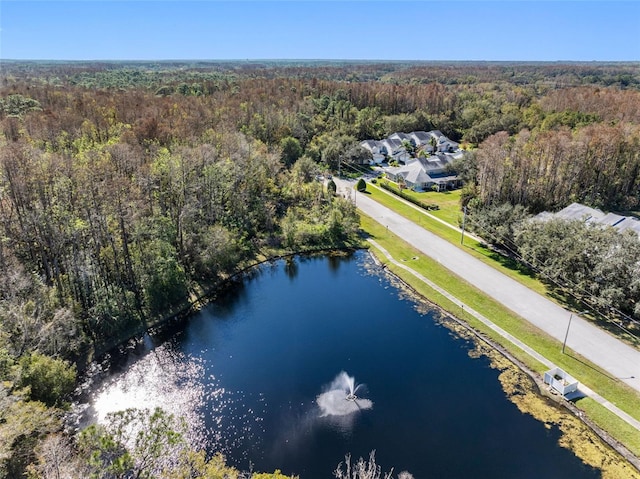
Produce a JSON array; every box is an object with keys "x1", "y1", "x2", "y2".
[{"x1": 544, "y1": 367, "x2": 579, "y2": 397}]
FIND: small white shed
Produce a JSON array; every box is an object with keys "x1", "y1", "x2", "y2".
[{"x1": 543, "y1": 367, "x2": 579, "y2": 397}]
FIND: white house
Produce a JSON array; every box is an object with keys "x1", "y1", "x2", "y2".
[
  {"x1": 381, "y1": 138, "x2": 411, "y2": 164},
  {"x1": 389, "y1": 132, "x2": 413, "y2": 144},
  {"x1": 385, "y1": 154, "x2": 461, "y2": 191},
  {"x1": 409, "y1": 131, "x2": 432, "y2": 147},
  {"x1": 381, "y1": 138, "x2": 404, "y2": 155},
  {"x1": 361, "y1": 130, "x2": 464, "y2": 173},
  {"x1": 360, "y1": 140, "x2": 386, "y2": 164}
]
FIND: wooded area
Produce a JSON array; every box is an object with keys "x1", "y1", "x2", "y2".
[{"x1": 1, "y1": 60, "x2": 639, "y2": 478}]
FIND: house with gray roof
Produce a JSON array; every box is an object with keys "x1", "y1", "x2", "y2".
[
  {"x1": 409, "y1": 131, "x2": 432, "y2": 147},
  {"x1": 381, "y1": 138, "x2": 411, "y2": 163},
  {"x1": 600, "y1": 212, "x2": 627, "y2": 227},
  {"x1": 360, "y1": 130, "x2": 465, "y2": 189},
  {"x1": 360, "y1": 140, "x2": 386, "y2": 164},
  {"x1": 389, "y1": 132, "x2": 413, "y2": 144},
  {"x1": 535, "y1": 202, "x2": 640, "y2": 237},
  {"x1": 552, "y1": 203, "x2": 605, "y2": 223},
  {"x1": 616, "y1": 217, "x2": 640, "y2": 235},
  {"x1": 385, "y1": 154, "x2": 462, "y2": 192},
  {"x1": 361, "y1": 130, "x2": 462, "y2": 166},
  {"x1": 381, "y1": 138, "x2": 404, "y2": 155}
]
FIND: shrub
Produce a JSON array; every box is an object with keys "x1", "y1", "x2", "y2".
[
  {"x1": 17, "y1": 353, "x2": 76, "y2": 406},
  {"x1": 327, "y1": 179, "x2": 337, "y2": 195},
  {"x1": 378, "y1": 181, "x2": 439, "y2": 211}
]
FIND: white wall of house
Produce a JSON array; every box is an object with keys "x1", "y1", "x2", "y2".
[{"x1": 370, "y1": 153, "x2": 385, "y2": 165}]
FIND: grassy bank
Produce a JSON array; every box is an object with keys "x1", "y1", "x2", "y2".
[
  {"x1": 366, "y1": 183, "x2": 549, "y2": 295},
  {"x1": 359, "y1": 214, "x2": 640, "y2": 459},
  {"x1": 366, "y1": 181, "x2": 640, "y2": 350}
]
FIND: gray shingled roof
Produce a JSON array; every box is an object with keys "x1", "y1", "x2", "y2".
[
  {"x1": 600, "y1": 212, "x2": 626, "y2": 227},
  {"x1": 383, "y1": 138, "x2": 403, "y2": 152},
  {"x1": 410, "y1": 131, "x2": 431, "y2": 145},
  {"x1": 536, "y1": 202, "x2": 640, "y2": 237},
  {"x1": 417, "y1": 154, "x2": 450, "y2": 173},
  {"x1": 390, "y1": 132, "x2": 412, "y2": 142},
  {"x1": 616, "y1": 217, "x2": 640, "y2": 235},
  {"x1": 360, "y1": 140, "x2": 384, "y2": 152},
  {"x1": 554, "y1": 203, "x2": 605, "y2": 222}
]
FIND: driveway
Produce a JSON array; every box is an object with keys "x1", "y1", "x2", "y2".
[{"x1": 337, "y1": 178, "x2": 640, "y2": 394}]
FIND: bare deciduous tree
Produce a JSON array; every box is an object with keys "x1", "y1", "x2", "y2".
[{"x1": 334, "y1": 451, "x2": 413, "y2": 479}]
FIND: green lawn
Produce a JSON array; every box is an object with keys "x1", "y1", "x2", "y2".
[
  {"x1": 359, "y1": 214, "x2": 640, "y2": 457},
  {"x1": 366, "y1": 180, "x2": 640, "y2": 348},
  {"x1": 366, "y1": 182, "x2": 549, "y2": 296},
  {"x1": 377, "y1": 180, "x2": 464, "y2": 225}
]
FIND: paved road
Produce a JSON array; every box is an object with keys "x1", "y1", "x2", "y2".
[{"x1": 340, "y1": 179, "x2": 640, "y2": 394}]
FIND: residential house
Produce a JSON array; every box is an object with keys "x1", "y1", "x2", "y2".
[
  {"x1": 360, "y1": 130, "x2": 463, "y2": 177},
  {"x1": 360, "y1": 140, "x2": 386, "y2": 164},
  {"x1": 385, "y1": 154, "x2": 461, "y2": 192},
  {"x1": 616, "y1": 217, "x2": 640, "y2": 236},
  {"x1": 535, "y1": 202, "x2": 640, "y2": 237},
  {"x1": 552, "y1": 203, "x2": 605, "y2": 223},
  {"x1": 432, "y1": 132, "x2": 459, "y2": 153},
  {"x1": 389, "y1": 132, "x2": 413, "y2": 144},
  {"x1": 381, "y1": 138, "x2": 411, "y2": 163},
  {"x1": 409, "y1": 131, "x2": 432, "y2": 147}
]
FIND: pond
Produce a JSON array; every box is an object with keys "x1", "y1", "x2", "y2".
[{"x1": 79, "y1": 252, "x2": 601, "y2": 479}]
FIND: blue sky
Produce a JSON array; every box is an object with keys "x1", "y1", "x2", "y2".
[{"x1": 1, "y1": 1, "x2": 639, "y2": 61}]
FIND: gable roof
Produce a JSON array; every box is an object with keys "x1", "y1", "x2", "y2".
[
  {"x1": 535, "y1": 202, "x2": 640, "y2": 237},
  {"x1": 553, "y1": 203, "x2": 605, "y2": 222},
  {"x1": 382, "y1": 138, "x2": 404, "y2": 153},
  {"x1": 389, "y1": 132, "x2": 412, "y2": 143},
  {"x1": 360, "y1": 140, "x2": 384, "y2": 152},
  {"x1": 388, "y1": 154, "x2": 458, "y2": 185},
  {"x1": 402, "y1": 160, "x2": 433, "y2": 184},
  {"x1": 409, "y1": 131, "x2": 431, "y2": 145},
  {"x1": 416, "y1": 154, "x2": 450, "y2": 173}
]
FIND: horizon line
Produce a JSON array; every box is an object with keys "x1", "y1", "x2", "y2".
[{"x1": 2, "y1": 58, "x2": 639, "y2": 63}]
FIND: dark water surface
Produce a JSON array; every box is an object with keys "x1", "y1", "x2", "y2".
[{"x1": 82, "y1": 252, "x2": 600, "y2": 479}]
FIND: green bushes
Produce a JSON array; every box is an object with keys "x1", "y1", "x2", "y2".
[
  {"x1": 378, "y1": 180, "x2": 440, "y2": 211},
  {"x1": 17, "y1": 353, "x2": 76, "y2": 407},
  {"x1": 327, "y1": 179, "x2": 337, "y2": 195}
]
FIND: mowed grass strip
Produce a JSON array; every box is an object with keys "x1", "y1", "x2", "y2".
[
  {"x1": 378, "y1": 181, "x2": 464, "y2": 225},
  {"x1": 359, "y1": 214, "x2": 640, "y2": 456},
  {"x1": 367, "y1": 182, "x2": 555, "y2": 297},
  {"x1": 367, "y1": 180, "x2": 640, "y2": 348}
]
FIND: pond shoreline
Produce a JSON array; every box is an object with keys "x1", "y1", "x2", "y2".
[
  {"x1": 74, "y1": 247, "x2": 639, "y2": 477},
  {"x1": 78, "y1": 246, "x2": 361, "y2": 370},
  {"x1": 368, "y1": 248, "x2": 640, "y2": 475}
]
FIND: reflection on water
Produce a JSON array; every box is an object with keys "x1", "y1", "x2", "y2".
[
  {"x1": 76, "y1": 252, "x2": 602, "y2": 479},
  {"x1": 80, "y1": 342, "x2": 269, "y2": 461},
  {"x1": 82, "y1": 343, "x2": 207, "y2": 448}
]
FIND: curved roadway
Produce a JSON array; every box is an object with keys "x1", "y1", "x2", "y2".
[{"x1": 341, "y1": 180, "x2": 640, "y2": 394}]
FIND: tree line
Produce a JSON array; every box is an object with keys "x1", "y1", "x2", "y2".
[
  {"x1": 1, "y1": 60, "x2": 640, "y2": 478},
  {"x1": 0, "y1": 70, "x2": 363, "y2": 478},
  {"x1": 465, "y1": 202, "x2": 640, "y2": 331}
]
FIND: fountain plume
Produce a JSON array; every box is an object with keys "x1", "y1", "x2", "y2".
[{"x1": 317, "y1": 371, "x2": 372, "y2": 416}]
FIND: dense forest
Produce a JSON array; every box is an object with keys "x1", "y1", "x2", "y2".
[{"x1": 1, "y1": 60, "x2": 640, "y2": 478}]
